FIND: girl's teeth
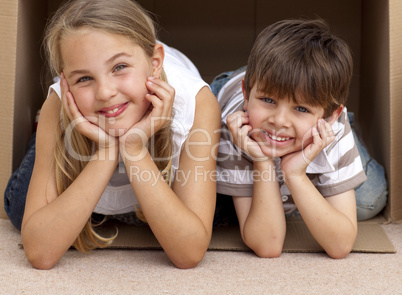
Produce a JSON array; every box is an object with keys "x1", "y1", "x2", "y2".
[{"x1": 107, "y1": 107, "x2": 119, "y2": 114}]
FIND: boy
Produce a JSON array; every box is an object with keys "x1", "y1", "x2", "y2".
[{"x1": 213, "y1": 19, "x2": 369, "y2": 259}]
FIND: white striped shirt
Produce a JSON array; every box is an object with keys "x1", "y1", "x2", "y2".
[{"x1": 216, "y1": 71, "x2": 367, "y2": 211}]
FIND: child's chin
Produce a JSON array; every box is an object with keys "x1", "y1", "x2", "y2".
[
  {"x1": 103, "y1": 127, "x2": 128, "y2": 137},
  {"x1": 261, "y1": 148, "x2": 286, "y2": 159}
]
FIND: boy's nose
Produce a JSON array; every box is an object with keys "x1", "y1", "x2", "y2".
[
  {"x1": 95, "y1": 79, "x2": 117, "y2": 101},
  {"x1": 269, "y1": 108, "x2": 290, "y2": 128}
]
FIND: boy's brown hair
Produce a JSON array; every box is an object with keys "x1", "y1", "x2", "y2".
[{"x1": 244, "y1": 19, "x2": 353, "y2": 117}]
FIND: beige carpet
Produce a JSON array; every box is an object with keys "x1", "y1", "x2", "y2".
[{"x1": 1, "y1": 218, "x2": 401, "y2": 294}]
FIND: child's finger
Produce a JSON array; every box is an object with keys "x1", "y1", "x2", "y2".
[
  {"x1": 145, "y1": 83, "x2": 173, "y2": 119},
  {"x1": 318, "y1": 119, "x2": 335, "y2": 145},
  {"x1": 60, "y1": 74, "x2": 73, "y2": 119},
  {"x1": 227, "y1": 111, "x2": 249, "y2": 130},
  {"x1": 146, "y1": 77, "x2": 174, "y2": 116}
]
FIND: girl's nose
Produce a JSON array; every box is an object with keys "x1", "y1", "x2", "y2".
[{"x1": 95, "y1": 79, "x2": 117, "y2": 101}]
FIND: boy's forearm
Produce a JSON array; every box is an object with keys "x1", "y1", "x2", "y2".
[
  {"x1": 242, "y1": 160, "x2": 286, "y2": 257},
  {"x1": 285, "y1": 175, "x2": 357, "y2": 258}
]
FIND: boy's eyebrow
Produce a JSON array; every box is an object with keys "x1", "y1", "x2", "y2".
[{"x1": 67, "y1": 52, "x2": 132, "y2": 79}]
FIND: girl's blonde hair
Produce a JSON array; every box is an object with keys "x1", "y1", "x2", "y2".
[{"x1": 44, "y1": 0, "x2": 173, "y2": 252}]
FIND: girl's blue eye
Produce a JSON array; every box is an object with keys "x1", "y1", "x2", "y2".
[
  {"x1": 296, "y1": 106, "x2": 309, "y2": 113},
  {"x1": 77, "y1": 76, "x2": 92, "y2": 83},
  {"x1": 114, "y1": 64, "x2": 126, "y2": 71}
]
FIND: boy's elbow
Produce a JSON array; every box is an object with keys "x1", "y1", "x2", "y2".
[
  {"x1": 243, "y1": 235, "x2": 283, "y2": 258},
  {"x1": 327, "y1": 247, "x2": 352, "y2": 259},
  {"x1": 326, "y1": 241, "x2": 354, "y2": 259},
  {"x1": 252, "y1": 244, "x2": 283, "y2": 258}
]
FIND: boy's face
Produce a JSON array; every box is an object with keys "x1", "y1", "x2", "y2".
[{"x1": 243, "y1": 82, "x2": 326, "y2": 158}]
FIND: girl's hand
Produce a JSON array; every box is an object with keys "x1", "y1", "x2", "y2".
[
  {"x1": 119, "y1": 77, "x2": 175, "y2": 157},
  {"x1": 226, "y1": 111, "x2": 269, "y2": 162},
  {"x1": 281, "y1": 119, "x2": 335, "y2": 181},
  {"x1": 60, "y1": 73, "x2": 118, "y2": 152}
]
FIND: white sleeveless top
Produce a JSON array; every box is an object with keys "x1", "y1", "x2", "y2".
[{"x1": 49, "y1": 42, "x2": 208, "y2": 214}]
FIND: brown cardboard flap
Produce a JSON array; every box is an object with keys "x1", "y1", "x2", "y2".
[{"x1": 100, "y1": 218, "x2": 396, "y2": 253}]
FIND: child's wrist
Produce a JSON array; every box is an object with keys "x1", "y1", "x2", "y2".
[
  {"x1": 120, "y1": 144, "x2": 149, "y2": 164},
  {"x1": 91, "y1": 146, "x2": 119, "y2": 163},
  {"x1": 253, "y1": 158, "x2": 275, "y2": 170},
  {"x1": 283, "y1": 172, "x2": 308, "y2": 186}
]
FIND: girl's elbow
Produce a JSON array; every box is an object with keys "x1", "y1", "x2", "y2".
[
  {"x1": 25, "y1": 251, "x2": 58, "y2": 270},
  {"x1": 169, "y1": 237, "x2": 209, "y2": 269},
  {"x1": 23, "y1": 241, "x2": 59, "y2": 270},
  {"x1": 171, "y1": 249, "x2": 206, "y2": 269}
]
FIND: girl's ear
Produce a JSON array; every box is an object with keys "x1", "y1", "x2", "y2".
[
  {"x1": 151, "y1": 43, "x2": 164, "y2": 78},
  {"x1": 242, "y1": 79, "x2": 249, "y2": 111},
  {"x1": 327, "y1": 105, "x2": 344, "y2": 125}
]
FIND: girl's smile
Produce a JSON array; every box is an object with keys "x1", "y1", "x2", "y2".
[
  {"x1": 98, "y1": 102, "x2": 130, "y2": 118},
  {"x1": 60, "y1": 27, "x2": 157, "y2": 135}
]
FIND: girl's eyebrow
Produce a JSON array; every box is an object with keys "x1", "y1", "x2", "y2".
[
  {"x1": 106, "y1": 52, "x2": 132, "y2": 64},
  {"x1": 67, "y1": 52, "x2": 132, "y2": 79}
]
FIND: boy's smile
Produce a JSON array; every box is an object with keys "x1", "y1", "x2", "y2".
[{"x1": 244, "y1": 83, "x2": 326, "y2": 158}]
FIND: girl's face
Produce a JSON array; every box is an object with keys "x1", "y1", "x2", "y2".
[
  {"x1": 61, "y1": 27, "x2": 161, "y2": 135},
  {"x1": 243, "y1": 82, "x2": 326, "y2": 158}
]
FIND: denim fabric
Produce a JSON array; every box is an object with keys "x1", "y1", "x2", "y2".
[
  {"x1": 348, "y1": 113, "x2": 388, "y2": 221},
  {"x1": 4, "y1": 132, "x2": 36, "y2": 231},
  {"x1": 210, "y1": 66, "x2": 246, "y2": 97},
  {"x1": 210, "y1": 73, "x2": 388, "y2": 221}
]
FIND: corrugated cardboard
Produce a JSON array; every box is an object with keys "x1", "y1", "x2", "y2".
[
  {"x1": 359, "y1": 0, "x2": 402, "y2": 222},
  {"x1": 0, "y1": 1, "x2": 401, "y2": 254},
  {"x1": 0, "y1": 0, "x2": 18, "y2": 219},
  {"x1": 94, "y1": 217, "x2": 395, "y2": 253}
]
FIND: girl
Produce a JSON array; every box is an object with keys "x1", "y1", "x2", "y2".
[{"x1": 18, "y1": 0, "x2": 220, "y2": 269}]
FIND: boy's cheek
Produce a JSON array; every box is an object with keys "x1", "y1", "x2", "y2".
[{"x1": 301, "y1": 134, "x2": 314, "y2": 149}]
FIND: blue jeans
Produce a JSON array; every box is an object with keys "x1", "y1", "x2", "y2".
[
  {"x1": 4, "y1": 132, "x2": 36, "y2": 230},
  {"x1": 348, "y1": 113, "x2": 388, "y2": 221},
  {"x1": 210, "y1": 70, "x2": 388, "y2": 221}
]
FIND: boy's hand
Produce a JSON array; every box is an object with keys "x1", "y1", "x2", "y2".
[
  {"x1": 281, "y1": 119, "x2": 335, "y2": 181},
  {"x1": 119, "y1": 77, "x2": 175, "y2": 158},
  {"x1": 226, "y1": 111, "x2": 269, "y2": 161},
  {"x1": 60, "y1": 73, "x2": 118, "y2": 153}
]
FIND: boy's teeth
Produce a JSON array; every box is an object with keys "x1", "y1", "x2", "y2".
[{"x1": 268, "y1": 133, "x2": 289, "y2": 141}]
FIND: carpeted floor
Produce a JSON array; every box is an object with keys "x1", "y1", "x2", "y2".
[{"x1": 0, "y1": 218, "x2": 401, "y2": 294}]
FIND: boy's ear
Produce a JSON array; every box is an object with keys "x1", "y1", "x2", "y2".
[
  {"x1": 151, "y1": 43, "x2": 165, "y2": 78},
  {"x1": 242, "y1": 79, "x2": 249, "y2": 111},
  {"x1": 326, "y1": 105, "x2": 344, "y2": 125}
]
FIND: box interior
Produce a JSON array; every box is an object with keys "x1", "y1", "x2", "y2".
[{"x1": 0, "y1": 0, "x2": 401, "y2": 222}]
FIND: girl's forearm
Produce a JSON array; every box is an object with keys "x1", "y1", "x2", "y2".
[
  {"x1": 22, "y1": 151, "x2": 117, "y2": 269},
  {"x1": 123, "y1": 151, "x2": 211, "y2": 268}
]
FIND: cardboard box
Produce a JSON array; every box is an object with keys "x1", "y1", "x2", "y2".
[{"x1": 0, "y1": 0, "x2": 401, "y2": 224}]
